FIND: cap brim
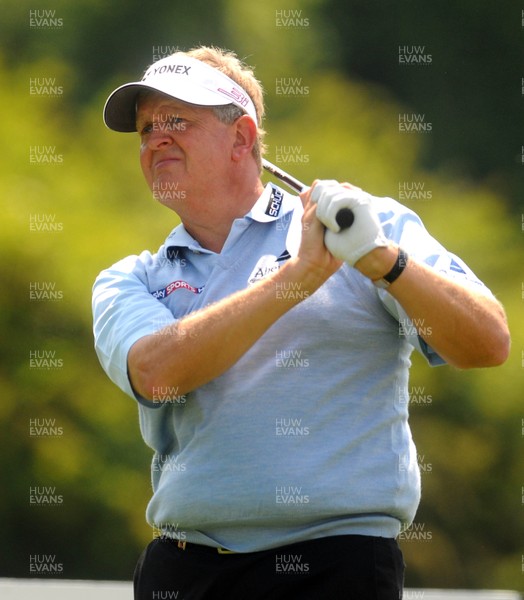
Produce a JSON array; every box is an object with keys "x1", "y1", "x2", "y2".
[
  {"x1": 103, "y1": 80, "x2": 241, "y2": 133},
  {"x1": 103, "y1": 84, "x2": 148, "y2": 132}
]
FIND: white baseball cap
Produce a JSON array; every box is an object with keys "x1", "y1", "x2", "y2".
[{"x1": 103, "y1": 54, "x2": 258, "y2": 132}]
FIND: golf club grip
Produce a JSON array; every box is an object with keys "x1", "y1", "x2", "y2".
[{"x1": 335, "y1": 207, "x2": 355, "y2": 230}]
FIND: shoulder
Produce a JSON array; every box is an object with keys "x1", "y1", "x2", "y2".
[
  {"x1": 93, "y1": 246, "x2": 169, "y2": 294},
  {"x1": 97, "y1": 240, "x2": 173, "y2": 274}
]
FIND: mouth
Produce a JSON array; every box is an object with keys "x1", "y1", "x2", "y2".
[{"x1": 153, "y1": 156, "x2": 182, "y2": 170}]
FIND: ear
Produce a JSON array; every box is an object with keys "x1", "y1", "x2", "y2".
[{"x1": 231, "y1": 115, "x2": 257, "y2": 162}]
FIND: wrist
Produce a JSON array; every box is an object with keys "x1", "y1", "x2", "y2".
[
  {"x1": 372, "y1": 247, "x2": 409, "y2": 289},
  {"x1": 354, "y1": 244, "x2": 399, "y2": 281},
  {"x1": 278, "y1": 256, "x2": 330, "y2": 298}
]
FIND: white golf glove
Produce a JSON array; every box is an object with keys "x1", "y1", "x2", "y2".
[{"x1": 311, "y1": 180, "x2": 388, "y2": 266}]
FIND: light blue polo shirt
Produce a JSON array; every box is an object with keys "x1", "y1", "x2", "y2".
[{"x1": 92, "y1": 183, "x2": 491, "y2": 551}]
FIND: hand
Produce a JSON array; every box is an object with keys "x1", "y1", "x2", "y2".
[
  {"x1": 310, "y1": 180, "x2": 388, "y2": 267},
  {"x1": 293, "y1": 191, "x2": 343, "y2": 287}
]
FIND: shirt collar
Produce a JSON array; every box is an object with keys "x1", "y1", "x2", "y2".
[
  {"x1": 165, "y1": 224, "x2": 213, "y2": 256},
  {"x1": 246, "y1": 183, "x2": 298, "y2": 223},
  {"x1": 164, "y1": 183, "x2": 299, "y2": 257}
]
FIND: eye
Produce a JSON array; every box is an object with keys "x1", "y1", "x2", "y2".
[
  {"x1": 139, "y1": 123, "x2": 153, "y2": 136},
  {"x1": 138, "y1": 115, "x2": 187, "y2": 137},
  {"x1": 167, "y1": 116, "x2": 186, "y2": 130}
]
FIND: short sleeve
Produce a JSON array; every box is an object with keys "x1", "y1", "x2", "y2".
[{"x1": 92, "y1": 253, "x2": 177, "y2": 399}]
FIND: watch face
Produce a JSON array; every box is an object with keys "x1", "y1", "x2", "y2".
[{"x1": 373, "y1": 279, "x2": 390, "y2": 290}]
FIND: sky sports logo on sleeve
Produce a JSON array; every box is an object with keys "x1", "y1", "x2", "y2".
[
  {"x1": 151, "y1": 280, "x2": 204, "y2": 299},
  {"x1": 265, "y1": 187, "x2": 284, "y2": 218}
]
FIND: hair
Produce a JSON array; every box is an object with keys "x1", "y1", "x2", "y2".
[{"x1": 183, "y1": 46, "x2": 267, "y2": 170}]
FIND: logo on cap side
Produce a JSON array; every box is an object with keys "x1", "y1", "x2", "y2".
[{"x1": 217, "y1": 86, "x2": 250, "y2": 109}]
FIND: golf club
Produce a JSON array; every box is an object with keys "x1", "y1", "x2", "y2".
[{"x1": 262, "y1": 158, "x2": 355, "y2": 230}]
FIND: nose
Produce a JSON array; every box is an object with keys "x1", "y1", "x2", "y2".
[{"x1": 145, "y1": 127, "x2": 174, "y2": 151}]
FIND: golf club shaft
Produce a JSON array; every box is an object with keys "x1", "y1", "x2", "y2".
[{"x1": 262, "y1": 159, "x2": 306, "y2": 193}]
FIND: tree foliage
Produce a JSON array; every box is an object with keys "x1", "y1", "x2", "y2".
[
  {"x1": 1, "y1": 0, "x2": 522, "y2": 590},
  {"x1": 315, "y1": 0, "x2": 524, "y2": 211}
]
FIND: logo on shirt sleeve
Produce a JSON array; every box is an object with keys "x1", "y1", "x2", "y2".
[{"x1": 151, "y1": 280, "x2": 205, "y2": 300}]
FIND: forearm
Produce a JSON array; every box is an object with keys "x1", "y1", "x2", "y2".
[
  {"x1": 307, "y1": 180, "x2": 509, "y2": 369},
  {"x1": 364, "y1": 246, "x2": 510, "y2": 369},
  {"x1": 128, "y1": 256, "x2": 330, "y2": 400}
]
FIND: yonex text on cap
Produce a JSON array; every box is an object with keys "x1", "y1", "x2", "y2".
[{"x1": 103, "y1": 54, "x2": 258, "y2": 132}]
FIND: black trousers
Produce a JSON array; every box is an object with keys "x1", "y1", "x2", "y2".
[{"x1": 133, "y1": 534, "x2": 405, "y2": 600}]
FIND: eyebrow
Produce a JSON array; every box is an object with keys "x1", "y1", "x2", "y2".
[
  {"x1": 136, "y1": 105, "x2": 184, "y2": 129},
  {"x1": 136, "y1": 100, "x2": 196, "y2": 126}
]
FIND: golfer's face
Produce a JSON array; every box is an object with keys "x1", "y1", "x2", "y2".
[{"x1": 136, "y1": 92, "x2": 235, "y2": 210}]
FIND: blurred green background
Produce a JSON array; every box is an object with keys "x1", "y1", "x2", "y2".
[{"x1": 1, "y1": 0, "x2": 522, "y2": 590}]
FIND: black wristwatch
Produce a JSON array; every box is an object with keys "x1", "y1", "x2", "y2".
[{"x1": 373, "y1": 248, "x2": 409, "y2": 289}]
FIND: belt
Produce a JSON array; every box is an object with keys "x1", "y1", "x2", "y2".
[{"x1": 177, "y1": 540, "x2": 237, "y2": 554}]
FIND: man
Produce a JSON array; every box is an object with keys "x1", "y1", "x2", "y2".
[{"x1": 92, "y1": 46, "x2": 510, "y2": 599}]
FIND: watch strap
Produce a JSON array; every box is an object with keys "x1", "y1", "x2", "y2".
[{"x1": 373, "y1": 248, "x2": 408, "y2": 289}]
